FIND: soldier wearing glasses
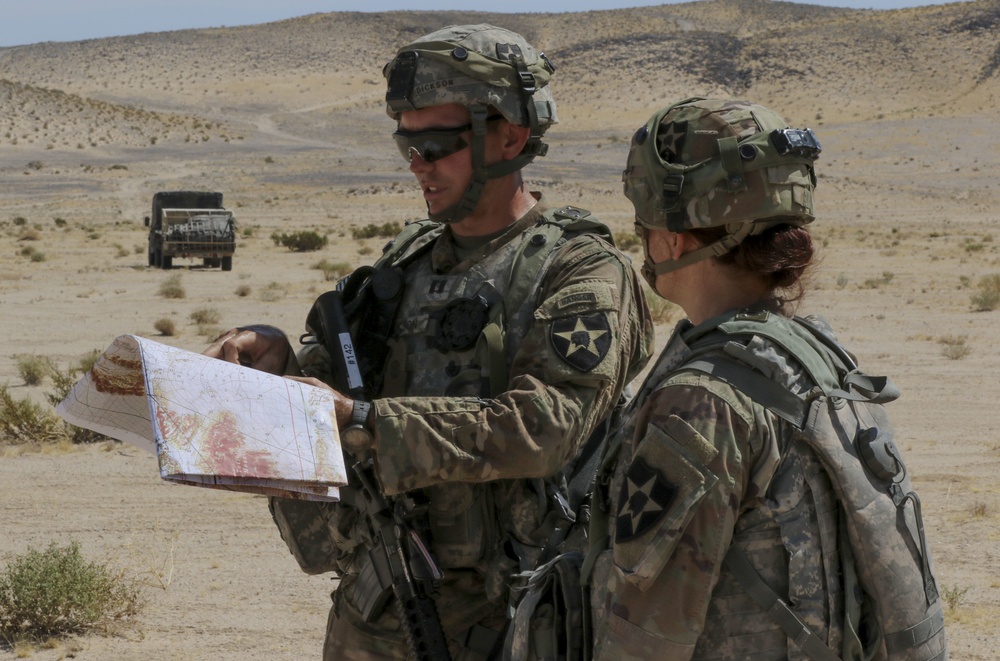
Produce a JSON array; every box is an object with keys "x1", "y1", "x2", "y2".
[{"x1": 205, "y1": 24, "x2": 651, "y2": 660}]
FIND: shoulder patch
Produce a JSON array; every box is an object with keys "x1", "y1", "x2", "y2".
[
  {"x1": 549, "y1": 313, "x2": 611, "y2": 372},
  {"x1": 616, "y1": 456, "x2": 677, "y2": 542}
]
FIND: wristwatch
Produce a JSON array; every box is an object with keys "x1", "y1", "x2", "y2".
[{"x1": 341, "y1": 399, "x2": 373, "y2": 452}]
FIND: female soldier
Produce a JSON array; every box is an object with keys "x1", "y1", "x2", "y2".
[{"x1": 588, "y1": 98, "x2": 945, "y2": 661}]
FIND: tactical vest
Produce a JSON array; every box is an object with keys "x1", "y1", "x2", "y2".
[
  {"x1": 360, "y1": 207, "x2": 614, "y2": 580},
  {"x1": 271, "y1": 206, "x2": 619, "y2": 590}
]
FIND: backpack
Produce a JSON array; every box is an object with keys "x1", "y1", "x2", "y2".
[{"x1": 675, "y1": 311, "x2": 946, "y2": 661}]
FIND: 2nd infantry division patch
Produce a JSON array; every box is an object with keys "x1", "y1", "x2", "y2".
[
  {"x1": 616, "y1": 457, "x2": 677, "y2": 542},
  {"x1": 550, "y1": 313, "x2": 612, "y2": 372}
]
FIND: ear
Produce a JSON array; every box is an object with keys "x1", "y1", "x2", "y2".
[
  {"x1": 673, "y1": 232, "x2": 702, "y2": 260},
  {"x1": 498, "y1": 121, "x2": 531, "y2": 159}
]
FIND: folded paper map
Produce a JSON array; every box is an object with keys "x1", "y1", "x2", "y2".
[{"x1": 56, "y1": 334, "x2": 346, "y2": 501}]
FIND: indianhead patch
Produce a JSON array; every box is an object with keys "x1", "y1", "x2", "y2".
[
  {"x1": 549, "y1": 313, "x2": 611, "y2": 372},
  {"x1": 616, "y1": 457, "x2": 677, "y2": 542}
]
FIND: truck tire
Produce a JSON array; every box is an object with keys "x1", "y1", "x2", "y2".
[
  {"x1": 221, "y1": 256, "x2": 233, "y2": 271},
  {"x1": 148, "y1": 250, "x2": 155, "y2": 267},
  {"x1": 161, "y1": 255, "x2": 172, "y2": 269}
]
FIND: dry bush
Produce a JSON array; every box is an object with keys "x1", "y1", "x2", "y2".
[
  {"x1": 642, "y1": 283, "x2": 679, "y2": 325},
  {"x1": 613, "y1": 231, "x2": 642, "y2": 253},
  {"x1": 234, "y1": 284, "x2": 252, "y2": 297},
  {"x1": 270, "y1": 230, "x2": 327, "y2": 252},
  {"x1": 259, "y1": 282, "x2": 287, "y2": 302},
  {"x1": 0, "y1": 386, "x2": 68, "y2": 446},
  {"x1": 189, "y1": 307, "x2": 221, "y2": 325},
  {"x1": 970, "y1": 274, "x2": 1000, "y2": 311},
  {"x1": 351, "y1": 222, "x2": 401, "y2": 240},
  {"x1": 16, "y1": 354, "x2": 54, "y2": 386},
  {"x1": 312, "y1": 259, "x2": 351, "y2": 282},
  {"x1": 158, "y1": 274, "x2": 185, "y2": 299},
  {"x1": 153, "y1": 318, "x2": 177, "y2": 336},
  {"x1": 938, "y1": 335, "x2": 972, "y2": 360},
  {"x1": 0, "y1": 541, "x2": 145, "y2": 642}
]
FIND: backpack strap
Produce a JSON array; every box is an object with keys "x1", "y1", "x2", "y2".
[{"x1": 723, "y1": 545, "x2": 843, "y2": 661}]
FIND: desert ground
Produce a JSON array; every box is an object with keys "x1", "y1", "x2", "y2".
[{"x1": 1, "y1": 1, "x2": 999, "y2": 658}]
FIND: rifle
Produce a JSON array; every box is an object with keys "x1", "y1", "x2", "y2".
[{"x1": 306, "y1": 289, "x2": 452, "y2": 661}]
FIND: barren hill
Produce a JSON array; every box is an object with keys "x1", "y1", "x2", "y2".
[{"x1": 0, "y1": 0, "x2": 997, "y2": 152}]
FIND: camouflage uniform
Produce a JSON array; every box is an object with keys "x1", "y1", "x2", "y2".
[
  {"x1": 298, "y1": 196, "x2": 653, "y2": 660},
  {"x1": 590, "y1": 310, "x2": 843, "y2": 661}
]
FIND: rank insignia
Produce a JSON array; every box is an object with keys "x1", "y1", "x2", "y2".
[
  {"x1": 616, "y1": 457, "x2": 677, "y2": 542},
  {"x1": 549, "y1": 313, "x2": 611, "y2": 372}
]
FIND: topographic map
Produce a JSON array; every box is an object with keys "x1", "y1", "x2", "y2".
[{"x1": 56, "y1": 335, "x2": 347, "y2": 501}]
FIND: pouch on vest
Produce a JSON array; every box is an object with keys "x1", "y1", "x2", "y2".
[{"x1": 503, "y1": 552, "x2": 591, "y2": 661}]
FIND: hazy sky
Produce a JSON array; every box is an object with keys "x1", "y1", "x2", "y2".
[{"x1": 0, "y1": 0, "x2": 965, "y2": 48}]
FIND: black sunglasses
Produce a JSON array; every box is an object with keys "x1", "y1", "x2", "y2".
[{"x1": 393, "y1": 116, "x2": 503, "y2": 163}]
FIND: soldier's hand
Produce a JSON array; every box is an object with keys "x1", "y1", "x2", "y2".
[
  {"x1": 285, "y1": 376, "x2": 373, "y2": 455},
  {"x1": 203, "y1": 324, "x2": 295, "y2": 375}
]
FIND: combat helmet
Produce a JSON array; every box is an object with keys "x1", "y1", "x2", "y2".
[
  {"x1": 624, "y1": 97, "x2": 820, "y2": 273},
  {"x1": 383, "y1": 24, "x2": 557, "y2": 223}
]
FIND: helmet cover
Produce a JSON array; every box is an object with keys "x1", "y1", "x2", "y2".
[
  {"x1": 624, "y1": 97, "x2": 818, "y2": 235},
  {"x1": 383, "y1": 23, "x2": 557, "y2": 132}
]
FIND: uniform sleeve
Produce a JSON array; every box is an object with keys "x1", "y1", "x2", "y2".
[
  {"x1": 371, "y1": 235, "x2": 653, "y2": 495},
  {"x1": 593, "y1": 375, "x2": 754, "y2": 661}
]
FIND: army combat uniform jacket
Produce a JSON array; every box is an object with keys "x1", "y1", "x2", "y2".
[
  {"x1": 591, "y1": 310, "x2": 845, "y2": 661},
  {"x1": 298, "y1": 196, "x2": 653, "y2": 658}
]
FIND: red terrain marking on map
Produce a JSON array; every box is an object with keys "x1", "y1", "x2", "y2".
[{"x1": 200, "y1": 410, "x2": 277, "y2": 477}]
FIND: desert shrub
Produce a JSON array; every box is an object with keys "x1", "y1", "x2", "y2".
[
  {"x1": 312, "y1": 259, "x2": 351, "y2": 282},
  {"x1": 13, "y1": 217, "x2": 26, "y2": 226},
  {"x1": 0, "y1": 541, "x2": 144, "y2": 641},
  {"x1": 938, "y1": 335, "x2": 971, "y2": 360},
  {"x1": 613, "y1": 231, "x2": 641, "y2": 253},
  {"x1": 259, "y1": 282, "x2": 287, "y2": 302},
  {"x1": 234, "y1": 284, "x2": 252, "y2": 297},
  {"x1": 642, "y1": 283, "x2": 679, "y2": 325},
  {"x1": 189, "y1": 307, "x2": 220, "y2": 325},
  {"x1": 53, "y1": 218, "x2": 67, "y2": 228},
  {"x1": 351, "y1": 222, "x2": 401, "y2": 240},
  {"x1": 16, "y1": 355, "x2": 54, "y2": 386},
  {"x1": 153, "y1": 318, "x2": 177, "y2": 336},
  {"x1": 0, "y1": 386, "x2": 67, "y2": 446},
  {"x1": 270, "y1": 231, "x2": 327, "y2": 252},
  {"x1": 158, "y1": 275, "x2": 185, "y2": 299},
  {"x1": 44, "y1": 350, "x2": 105, "y2": 445},
  {"x1": 19, "y1": 246, "x2": 35, "y2": 258},
  {"x1": 113, "y1": 243, "x2": 129, "y2": 258},
  {"x1": 941, "y1": 583, "x2": 970, "y2": 611},
  {"x1": 30, "y1": 251, "x2": 46, "y2": 263},
  {"x1": 970, "y1": 274, "x2": 1000, "y2": 311}
]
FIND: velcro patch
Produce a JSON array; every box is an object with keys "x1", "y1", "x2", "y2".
[
  {"x1": 615, "y1": 457, "x2": 677, "y2": 542},
  {"x1": 557, "y1": 292, "x2": 597, "y2": 309},
  {"x1": 549, "y1": 313, "x2": 611, "y2": 372}
]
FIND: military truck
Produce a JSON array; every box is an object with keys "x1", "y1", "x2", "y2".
[{"x1": 145, "y1": 191, "x2": 236, "y2": 270}]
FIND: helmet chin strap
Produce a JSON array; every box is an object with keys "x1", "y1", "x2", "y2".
[
  {"x1": 642, "y1": 222, "x2": 754, "y2": 276},
  {"x1": 428, "y1": 105, "x2": 491, "y2": 224},
  {"x1": 428, "y1": 105, "x2": 542, "y2": 225}
]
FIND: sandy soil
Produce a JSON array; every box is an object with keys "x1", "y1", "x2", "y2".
[{"x1": 1, "y1": 2, "x2": 999, "y2": 659}]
